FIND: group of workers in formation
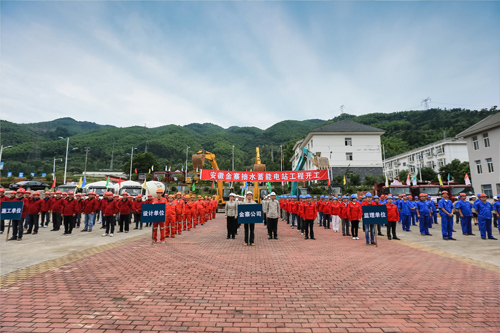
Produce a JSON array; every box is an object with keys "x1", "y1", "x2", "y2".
[
  {"x1": 1, "y1": 186, "x2": 499, "y2": 245},
  {"x1": 0, "y1": 187, "x2": 218, "y2": 244}
]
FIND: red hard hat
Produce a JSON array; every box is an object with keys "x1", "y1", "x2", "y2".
[
  {"x1": 441, "y1": 191, "x2": 448, "y2": 194},
  {"x1": 408, "y1": 195, "x2": 412, "y2": 199},
  {"x1": 459, "y1": 193, "x2": 466, "y2": 196},
  {"x1": 11, "y1": 190, "x2": 17, "y2": 194},
  {"x1": 56, "y1": 191, "x2": 62, "y2": 194},
  {"x1": 17, "y1": 188, "x2": 26, "y2": 193},
  {"x1": 62, "y1": 192, "x2": 67, "y2": 195},
  {"x1": 480, "y1": 194, "x2": 487, "y2": 197},
  {"x1": 419, "y1": 193, "x2": 426, "y2": 197},
  {"x1": 33, "y1": 191, "x2": 40, "y2": 195},
  {"x1": 0, "y1": 188, "x2": 4, "y2": 192},
  {"x1": 137, "y1": 194, "x2": 142, "y2": 198},
  {"x1": 122, "y1": 192, "x2": 128, "y2": 196},
  {"x1": 45, "y1": 191, "x2": 50, "y2": 195},
  {"x1": 68, "y1": 191, "x2": 74, "y2": 195},
  {"x1": 26, "y1": 190, "x2": 31, "y2": 194}
]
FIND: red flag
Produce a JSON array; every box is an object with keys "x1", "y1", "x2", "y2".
[
  {"x1": 118, "y1": 178, "x2": 122, "y2": 186},
  {"x1": 52, "y1": 176, "x2": 56, "y2": 188},
  {"x1": 212, "y1": 181, "x2": 215, "y2": 188},
  {"x1": 134, "y1": 168, "x2": 137, "y2": 173}
]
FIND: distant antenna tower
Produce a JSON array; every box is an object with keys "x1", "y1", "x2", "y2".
[
  {"x1": 421, "y1": 97, "x2": 431, "y2": 110},
  {"x1": 340, "y1": 105, "x2": 344, "y2": 114}
]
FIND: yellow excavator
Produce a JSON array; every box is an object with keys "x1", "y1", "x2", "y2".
[
  {"x1": 191, "y1": 150, "x2": 229, "y2": 207},
  {"x1": 252, "y1": 147, "x2": 269, "y2": 203}
]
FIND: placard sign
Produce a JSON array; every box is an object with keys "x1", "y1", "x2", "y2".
[
  {"x1": 141, "y1": 203, "x2": 166, "y2": 223},
  {"x1": 0, "y1": 201, "x2": 24, "y2": 220},
  {"x1": 362, "y1": 205, "x2": 388, "y2": 225},
  {"x1": 237, "y1": 204, "x2": 263, "y2": 224}
]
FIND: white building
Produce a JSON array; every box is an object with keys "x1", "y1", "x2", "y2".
[
  {"x1": 456, "y1": 112, "x2": 500, "y2": 198},
  {"x1": 291, "y1": 120, "x2": 385, "y2": 181},
  {"x1": 383, "y1": 138, "x2": 468, "y2": 181}
]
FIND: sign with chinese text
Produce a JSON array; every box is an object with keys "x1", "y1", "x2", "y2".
[
  {"x1": 237, "y1": 204, "x2": 263, "y2": 224},
  {"x1": 200, "y1": 169, "x2": 329, "y2": 183},
  {"x1": 0, "y1": 201, "x2": 24, "y2": 220},
  {"x1": 141, "y1": 203, "x2": 166, "y2": 223},
  {"x1": 362, "y1": 205, "x2": 388, "y2": 225}
]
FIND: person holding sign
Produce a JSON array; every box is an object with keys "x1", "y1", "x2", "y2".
[
  {"x1": 9, "y1": 189, "x2": 29, "y2": 241},
  {"x1": 152, "y1": 189, "x2": 168, "y2": 243},
  {"x1": 362, "y1": 192, "x2": 376, "y2": 244},
  {"x1": 224, "y1": 193, "x2": 239, "y2": 239},
  {"x1": 386, "y1": 196, "x2": 400, "y2": 240},
  {"x1": 0, "y1": 188, "x2": 8, "y2": 234},
  {"x1": 241, "y1": 191, "x2": 256, "y2": 246},
  {"x1": 266, "y1": 192, "x2": 280, "y2": 240}
]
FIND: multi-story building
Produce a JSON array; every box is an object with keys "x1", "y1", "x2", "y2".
[
  {"x1": 383, "y1": 138, "x2": 468, "y2": 181},
  {"x1": 456, "y1": 112, "x2": 500, "y2": 198},
  {"x1": 290, "y1": 120, "x2": 385, "y2": 181}
]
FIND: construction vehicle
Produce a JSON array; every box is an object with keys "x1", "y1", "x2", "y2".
[
  {"x1": 290, "y1": 148, "x2": 315, "y2": 198},
  {"x1": 251, "y1": 147, "x2": 269, "y2": 203},
  {"x1": 118, "y1": 180, "x2": 143, "y2": 197},
  {"x1": 192, "y1": 150, "x2": 229, "y2": 208}
]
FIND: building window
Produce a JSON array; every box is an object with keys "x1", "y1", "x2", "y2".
[
  {"x1": 345, "y1": 138, "x2": 352, "y2": 146},
  {"x1": 472, "y1": 136, "x2": 479, "y2": 150},
  {"x1": 409, "y1": 155, "x2": 414, "y2": 162},
  {"x1": 486, "y1": 158, "x2": 494, "y2": 173},
  {"x1": 410, "y1": 165, "x2": 416, "y2": 173},
  {"x1": 481, "y1": 184, "x2": 493, "y2": 198},
  {"x1": 311, "y1": 140, "x2": 313, "y2": 148},
  {"x1": 497, "y1": 184, "x2": 500, "y2": 196},
  {"x1": 438, "y1": 158, "x2": 446, "y2": 167},
  {"x1": 476, "y1": 160, "x2": 482, "y2": 174},
  {"x1": 346, "y1": 152, "x2": 353, "y2": 161},
  {"x1": 483, "y1": 133, "x2": 490, "y2": 148},
  {"x1": 403, "y1": 162, "x2": 406, "y2": 166}
]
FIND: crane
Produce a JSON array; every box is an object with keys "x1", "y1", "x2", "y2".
[
  {"x1": 191, "y1": 150, "x2": 228, "y2": 207},
  {"x1": 290, "y1": 147, "x2": 315, "y2": 197}
]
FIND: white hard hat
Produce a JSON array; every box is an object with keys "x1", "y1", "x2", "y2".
[
  {"x1": 246, "y1": 191, "x2": 253, "y2": 196},
  {"x1": 229, "y1": 193, "x2": 236, "y2": 197},
  {"x1": 270, "y1": 192, "x2": 276, "y2": 196}
]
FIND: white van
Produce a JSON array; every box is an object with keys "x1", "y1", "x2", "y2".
[
  {"x1": 56, "y1": 182, "x2": 85, "y2": 194},
  {"x1": 119, "y1": 180, "x2": 143, "y2": 197},
  {"x1": 84, "y1": 181, "x2": 119, "y2": 198}
]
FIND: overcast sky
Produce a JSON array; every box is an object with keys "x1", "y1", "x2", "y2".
[{"x1": 1, "y1": 1, "x2": 499, "y2": 129}]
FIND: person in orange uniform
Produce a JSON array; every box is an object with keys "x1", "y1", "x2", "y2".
[
  {"x1": 212, "y1": 195, "x2": 217, "y2": 219},
  {"x1": 190, "y1": 196, "x2": 198, "y2": 228},
  {"x1": 152, "y1": 189, "x2": 167, "y2": 243},
  {"x1": 197, "y1": 196, "x2": 206, "y2": 225},
  {"x1": 174, "y1": 192, "x2": 184, "y2": 234},
  {"x1": 165, "y1": 194, "x2": 177, "y2": 238},
  {"x1": 347, "y1": 194, "x2": 363, "y2": 240},
  {"x1": 184, "y1": 195, "x2": 194, "y2": 230}
]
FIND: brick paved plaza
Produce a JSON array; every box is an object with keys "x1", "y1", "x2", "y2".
[{"x1": 1, "y1": 216, "x2": 499, "y2": 333}]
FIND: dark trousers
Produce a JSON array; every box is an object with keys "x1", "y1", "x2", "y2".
[
  {"x1": 105, "y1": 216, "x2": 115, "y2": 234},
  {"x1": 27, "y1": 214, "x2": 40, "y2": 233},
  {"x1": 263, "y1": 213, "x2": 267, "y2": 225},
  {"x1": 0, "y1": 219, "x2": 4, "y2": 232},
  {"x1": 267, "y1": 217, "x2": 278, "y2": 238},
  {"x1": 52, "y1": 212, "x2": 62, "y2": 230},
  {"x1": 63, "y1": 215, "x2": 75, "y2": 234},
  {"x1": 41, "y1": 211, "x2": 51, "y2": 226},
  {"x1": 350, "y1": 220, "x2": 359, "y2": 237},
  {"x1": 227, "y1": 216, "x2": 237, "y2": 238},
  {"x1": 323, "y1": 214, "x2": 331, "y2": 228},
  {"x1": 387, "y1": 221, "x2": 397, "y2": 239},
  {"x1": 75, "y1": 213, "x2": 81, "y2": 227},
  {"x1": 342, "y1": 218, "x2": 350, "y2": 235},
  {"x1": 11, "y1": 220, "x2": 23, "y2": 239},
  {"x1": 304, "y1": 219, "x2": 314, "y2": 239},
  {"x1": 134, "y1": 213, "x2": 142, "y2": 229},
  {"x1": 119, "y1": 214, "x2": 130, "y2": 232},
  {"x1": 244, "y1": 223, "x2": 255, "y2": 244},
  {"x1": 377, "y1": 224, "x2": 384, "y2": 235}
]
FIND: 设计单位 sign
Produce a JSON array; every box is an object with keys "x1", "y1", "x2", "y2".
[
  {"x1": 141, "y1": 203, "x2": 166, "y2": 223},
  {"x1": 362, "y1": 205, "x2": 388, "y2": 225},
  {"x1": 237, "y1": 204, "x2": 263, "y2": 224},
  {"x1": 0, "y1": 201, "x2": 24, "y2": 220}
]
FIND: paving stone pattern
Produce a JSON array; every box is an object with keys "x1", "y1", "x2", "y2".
[{"x1": 1, "y1": 216, "x2": 499, "y2": 332}]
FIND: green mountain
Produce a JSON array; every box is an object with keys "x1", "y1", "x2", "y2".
[{"x1": 0, "y1": 108, "x2": 497, "y2": 180}]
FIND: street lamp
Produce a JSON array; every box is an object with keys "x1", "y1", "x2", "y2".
[
  {"x1": 0, "y1": 145, "x2": 13, "y2": 179},
  {"x1": 58, "y1": 137, "x2": 70, "y2": 184},
  {"x1": 185, "y1": 146, "x2": 190, "y2": 180},
  {"x1": 53, "y1": 158, "x2": 63, "y2": 177},
  {"x1": 129, "y1": 147, "x2": 137, "y2": 180}
]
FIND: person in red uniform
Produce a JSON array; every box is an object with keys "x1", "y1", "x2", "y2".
[
  {"x1": 340, "y1": 196, "x2": 350, "y2": 236},
  {"x1": 101, "y1": 192, "x2": 118, "y2": 237},
  {"x1": 0, "y1": 188, "x2": 9, "y2": 234},
  {"x1": 297, "y1": 195, "x2": 306, "y2": 234},
  {"x1": 51, "y1": 191, "x2": 64, "y2": 231},
  {"x1": 117, "y1": 192, "x2": 132, "y2": 233},
  {"x1": 152, "y1": 189, "x2": 167, "y2": 243},
  {"x1": 347, "y1": 194, "x2": 363, "y2": 240},
  {"x1": 133, "y1": 195, "x2": 143, "y2": 230},
  {"x1": 183, "y1": 195, "x2": 194, "y2": 230},
  {"x1": 9, "y1": 189, "x2": 29, "y2": 241},
  {"x1": 303, "y1": 195, "x2": 317, "y2": 240},
  {"x1": 40, "y1": 191, "x2": 52, "y2": 228},
  {"x1": 61, "y1": 191, "x2": 78, "y2": 235},
  {"x1": 164, "y1": 194, "x2": 177, "y2": 238},
  {"x1": 197, "y1": 195, "x2": 205, "y2": 225},
  {"x1": 386, "y1": 196, "x2": 400, "y2": 240},
  {"x1": 26, "y1": 191, "x2": 43, "y2": 234},
  {"x1": 82, "y1": 192, "x2": 99, "y2": 232},
  {"x1": 74, "y1": 193, "x2": 84, "y2": 228}
]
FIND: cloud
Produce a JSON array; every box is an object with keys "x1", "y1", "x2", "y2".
[{"x1": 1, "y1": 1, "x2": 498, "y2": 129}]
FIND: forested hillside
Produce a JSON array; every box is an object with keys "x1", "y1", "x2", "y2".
[{"x1": 0, "y1": 107, "x2": 497, "y2": 180}]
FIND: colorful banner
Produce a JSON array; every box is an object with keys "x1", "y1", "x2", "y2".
[{"x1": 200, "y1": 169, "x2": 329, "y2": 183}]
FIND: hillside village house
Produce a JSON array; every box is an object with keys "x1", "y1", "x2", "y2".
[
  {"x1": 383, "y1": 138, "x2": 468, "y2": 181},
  {"x1": 456, "y1": 112, "x2": 500, "y2": 198},
  {"x1": 290, "y1": 120, "x2": 385, "y2": 182}
]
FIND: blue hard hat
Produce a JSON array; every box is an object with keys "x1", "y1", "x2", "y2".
[
  {"x1": 306, "y1": 194, "x2": 312, "y2": 198},
  {"x1": 387, "y1": 196, "x2": 393, "y2": 199},
  {"x1": 373, "y1": 195, "x2": 379, "y2": 199},
  {"x1": 477, "y1": 193, "x2": 481, "y2": 197},
  {"x1": 314, "y1": 196, "x2": 317, "y2": 199},
  {"x1": 497, "y1": 194, "x2": 500, "y2": 198},
  {"x1": 365, "y1": 192, "x2": 373, "y2": 197},
  {"x1": 362, "y1": 196, "x2": 366, "y2": 199},
  {"x1": 350, "y1": 194, "x2": 357, "y2": 199},
  {"x1": 320, "y1": 195, "x2": 324, "y2": 198}
]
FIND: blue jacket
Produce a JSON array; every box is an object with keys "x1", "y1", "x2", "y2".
[
  {"x1": 493, "y1": 201, "x2": 500, "y2": 214},
  {"x1": 398, "y1": 200, "x2": 412, "y2": 216},
  {"x1": 473, "y1": 201, "x2": 493, "y2": 219},
  {"x1": 438, "y1": 199, "x2": 454, "y2": 215},
  {"x1": 455, "y1": 200, "x2": 472, "y2": 217},
  {"x1": 416, "y1": 200, "x2": 430, "y2": 215}
]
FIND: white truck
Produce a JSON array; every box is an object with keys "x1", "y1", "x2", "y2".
[
  {"x1": 56, "y1": 182, "x2": 85, "y2": 195},
  {"x1": 143, "y1": 181, "x2": 165, "y2": 198},
  {"x1": 83, "y1": 181, "x2": 120, "y2": 198},
  {"x1": 118, "y1": 180, "x2": 143, "y2": 197}
]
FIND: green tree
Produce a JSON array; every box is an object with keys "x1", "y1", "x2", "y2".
[
  {"x1": 122, "y1": 152, "x2": 158, "y2": 176},
  {"x1": 347, "y1": 172, "x2": 361, "y2": 186},
  {"x1": 420, "y1": 167, "x2": 438, "y2": 183},
  {"x1": 398, "y1": 169, "x2": 409, "y2": 182},
  {"x1": 439, "y1": 159, "x2": 470, "y2": 184},
  {"x1": 363, "y1": 174, "x2": 378, "y2": 186}
]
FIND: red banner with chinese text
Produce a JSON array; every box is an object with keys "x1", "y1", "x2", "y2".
[{"x1": 200, "y1": 169, "x2": 329, "y2": 182}]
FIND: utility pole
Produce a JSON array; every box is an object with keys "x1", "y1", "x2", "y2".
[
  {"x1": 83, "y1": 147, "x2": 90, "y2": 177},
  {"x1": 63, "y1": 138, "x2": 69, "y2": 184},
  {"x1": 232, "y1": 145, "x2": 235, "y2": 171},
  {"x1": 185, "y1": 146, "x2": 190, "y2": 181},
  {"x1": 421, "y1": 97, "x2": 431, "y2": 110},
  {"x1": 271, "y1": 147, "x2": 274, "y2": 162},
  {"x1": 110, "y1": 141, "x2": 115, "y2": 171},
  {"x1": 280, "y1": 145, "x2": 283, "y2": 171},
  {"x1": 340, "y1": 105, "x2": 344, "y2": 115},
  {"x1": 129, "y1": 147, "x2": 137, "y2": 180}
]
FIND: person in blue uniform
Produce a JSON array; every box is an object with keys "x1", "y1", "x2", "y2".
[
  {"x1": 455, "y1": 193, "x2": 474, "y2": 236},
  {"x1": 408, "y1": 196, "x2": 417, "y2": 226},
  {"x1": 398, "y1": 195, "x2": 412, "y2": 232},
  {"x1": 438, "y1": 191, "x2": 455, "y2": 240},
  {"x1": 427, "y1": 196, "x2": 438, "y2": 225},
  {"x1": 473, "y1": 194, "x2": 497, "y2": 240},
  {"x1": 416, "y1": 194, "x2": 432, "y2": 236},
  {"x1": 493, "y1": 194, "x2": 500, "y2": 234}
]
